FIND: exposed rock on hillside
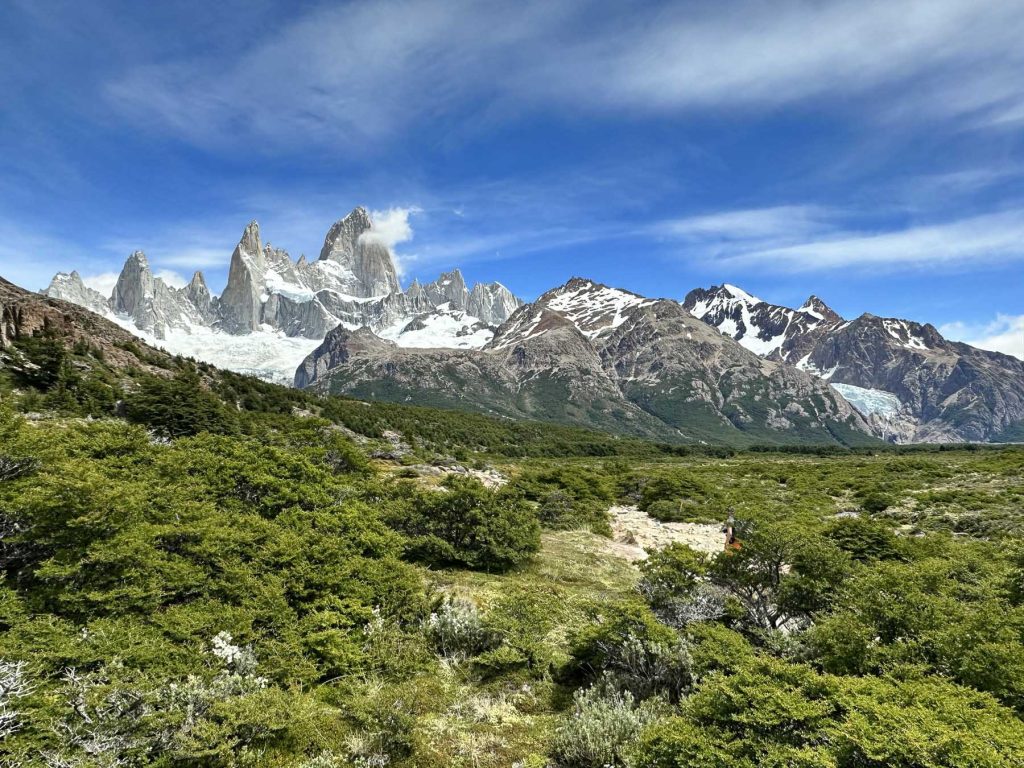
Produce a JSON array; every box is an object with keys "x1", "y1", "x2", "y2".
[
  {"x1": 686, "y1": 284, "x2": 1024, "y2": 442},
  {"x1": 297, "y1": 278, "x2": 874, "y2": 446}
]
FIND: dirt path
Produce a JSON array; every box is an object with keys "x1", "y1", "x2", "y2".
[{"x1": 608, "y1": 505, "x2": 724, "y2": 560}]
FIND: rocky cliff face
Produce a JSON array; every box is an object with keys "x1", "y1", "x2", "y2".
[
  {"x1": 316, "y1": 207, "x2": 400, "y2": 298},
  {"x1": 1, "y1": 276, "x2": 174, "y2": 374},
  {"x1": 686, "y1": 285, "x2": 1024, "y2": 442},
  {"x1": 43, "y1": 271, "x2": 110, "y2": 315},
  {"x1": 296, "y1": 278, "x2": 874, "y2": 446},
  {"x1": 44, "y1": 207, "x2": 524, "y2": 350}
]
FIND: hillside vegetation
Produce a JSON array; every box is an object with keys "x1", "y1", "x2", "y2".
[{"x1": 1, "y1": 319, "x2": 1023, "y2": 766}]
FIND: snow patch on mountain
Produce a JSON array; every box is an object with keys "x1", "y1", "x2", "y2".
[
  {"x1": 378, "y1": 306, "x2": 494, "y2": 349},
  {"x1": 545, "y1": 280, "x2": 654, "y2": 339},
  {"x1": 106, "y1": 314, "x2": 320, "y2": 385}
]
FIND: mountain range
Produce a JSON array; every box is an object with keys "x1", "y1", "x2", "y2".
[
  {"x1": 683, "y1": 285, "x2": 1024, "y2": 443},
  {"x1": 44, "y1": 207, "x2": 521, "y2": 382},
  {"x1": 38, "y1": 208, "x2": 1024, "y2": 445}
]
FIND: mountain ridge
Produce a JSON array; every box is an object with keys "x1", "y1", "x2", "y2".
[
  {"x1": 685, "y1": 284, "x2": 1024, "y2": 442},
  {"x1": 36, "y1": 217, "x2": 1024, "y2": 444},
  {"x1": 43, "y1": 207, "x2": 523, "y2": 382},
  {"x1": 296, "y1": 278, "x2": 875, "y2": 446}
]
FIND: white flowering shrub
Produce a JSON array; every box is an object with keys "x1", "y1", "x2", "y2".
[
  {"x1": 39, "y1": 633, "x2": 270, "y2": 766},
  {"x1": 551, "y1": 685, "x2": 659, "y2": 768},
  {"x1": 210, "y1": 630, "x2": 259, "y2": 676},
  {"x1": 653, "y1": 583, "x2": 729, "y2": 629},
  {"x1": 425, "y1": 598, "x2": 499, "y2": 659},
  {"x1": 0, "y1": 660, "x2": 31, "y2": 740},
  {"x1": 596, "y1": 632, "x2": 694, "y2": 703}
]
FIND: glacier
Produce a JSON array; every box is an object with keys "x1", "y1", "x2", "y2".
[{"x1": 830, "y1": 383, "x2": 902, "y2": 418}]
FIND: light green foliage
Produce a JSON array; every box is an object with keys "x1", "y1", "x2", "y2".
[
  {"x1": 551, "y1": 686, "x2": 661, "y2": 768},
  {"x1": 633, "y1": 658, "x2": 1024, "y2": 768}
]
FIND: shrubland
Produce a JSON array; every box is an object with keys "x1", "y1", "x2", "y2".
[{"x1": 1, "y1": 326, "x2": 1023, "y2": 765}]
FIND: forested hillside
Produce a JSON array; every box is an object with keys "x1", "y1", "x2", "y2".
[{"x1": 2, "y1": 309, "x2": 1024, "y2": 767}]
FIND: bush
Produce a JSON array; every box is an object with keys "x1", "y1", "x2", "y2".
[
  {"x1": 859, "y1": 491, "x2": 894, "y2": 514},
  {"x1": 124, "y1": 371, "x2": 239, "y2": 437},
  {"x1": 515, "y1": 466, "x2": 614, "y2": 533},
  {"x1": 390, "y1": 476, "x2": 540, "y2": 572},
  {"x1": 568, "y1": 603, "x2": 693, "y2": 702},
  {"x1": 425, "y1": 597, "x2": 499, "y2": 659},
  {"x1": 551, "y1": 686, "x2": 660, "y2": 768},
  {"x1": 639, "y1": 474, "x2": 713, "y2": 513},
  {"x1": 825, "y1": 516, "x2": 902, "y2": 561}
]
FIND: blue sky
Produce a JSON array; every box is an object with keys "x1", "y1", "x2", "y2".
[{"x1": 2, "y1": 0, "x2": 1023, "y2": 357}]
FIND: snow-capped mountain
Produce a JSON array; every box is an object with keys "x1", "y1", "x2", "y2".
[
  {"x1": 683, "y1": 284, "x2": 843, "y2": 362},
  {"x1": 296, "y1": 277, "x2": 873, "y2": 446},
  {"x1": 43, "y1": 207, "x2": 522, "y2": 382},
  {"x1": 685, "y1": 285, "x2": 1024, "y2": 443}
]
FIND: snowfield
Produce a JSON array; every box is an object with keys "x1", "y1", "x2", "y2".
[{"x1": 107, "y1": 315, "x2": 322, "y2": 385}]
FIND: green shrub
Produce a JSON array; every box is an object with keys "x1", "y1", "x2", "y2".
[
  {"x1": 825, "y1": 516, "x2": 902, "y2": 561},
  {"x1": 639, "y1": 474, "x2": 713, "y2": 512},
  {"x1": 859, "y1": 491, "x2": 894, "y2": 514},
  {"x1": 124, "y1": 371, "x2": 239, "y2": 437},
  {"x1": 389, "y1": 476, "x2": 540, "y2": 572},
  {"x1": 551, "y1": 686, "x2": 660, "y2": 768}
]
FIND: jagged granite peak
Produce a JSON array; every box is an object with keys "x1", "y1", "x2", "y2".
[
  {"x1": 110, "y1": 251, "x2": 155, "y2": 318},
  {"x1": 316, "y1": 207, "x2": 400, "y2": 298},
  {"x1": 102, "y1": 250, "x2": 214, "y2": 339},
  {"x1": 218, "y1": 222, "x2": 269, "y2": 333},
  {"x1": 36, "y1": 207, "x2": 514, "y2": 371},
  {"x1": 43, "y1": 270, "x2": 110, "y2": 315},
  {"x1": 240, "y1": 219, "x2": 262, "y2": 256},
  {"x1": 468, "y1": 281, "x2": 522, "y2": 326},
  {"x1": 688, "y1": 285, "x2": 1024, "y2": 443},
  {"x1": 406, "y1": 278, "x2": 425, "y2": 300},
  {"x1": 186, "y1": 271, "x2": 216, "y2": 322},
  {"x1": 423, "y1": 269, "x2": 469, "y2": 308},
  {"x1": 318, "y1": 207, "x2": 372, "y2": 261}
]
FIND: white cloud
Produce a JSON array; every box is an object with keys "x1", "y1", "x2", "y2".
[
  {"x1": 359, "y1": 207, "x2": 420, "y2": 275},
  {"x1": 657, "y1": 206, "x2": 834, "y2": 252},
  {"x1": 365, "y1": 207, "x2": 418, "y2": 249},
  {"x1": 101, "y1": 0, "x2": 1024, "y2": 149},
  {"x1": 661, "y1": 206, "x2": 1024, "y2": 273},
  {"x1": 155, "y1": 268, "x2": 187, "y2": 288},
  {"x1": 940, "y1": 315, "x2": 1024, "y2": 360},
  {"x1": 81, "y1": 271, "x2": 119, "y2": 296},
  {"x1": 732, "y1": 211, "x2": 1024, "y2": 272}
]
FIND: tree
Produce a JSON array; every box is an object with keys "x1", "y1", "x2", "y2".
[
  {"x1": 387, "y1": 476, "x2": 540, "y2": 571},
  {"x1": 705, "y1": 522, "x2": 849, "y2": 631},
  {"x1": 124, "y1": 371, "x2": 239, "y2": 437}
]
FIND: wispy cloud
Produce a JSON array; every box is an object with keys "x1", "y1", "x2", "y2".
[
  {"x1": 660, "y1": 206, "x2": 1024, "y2": 274},
  {"x1": 81, "y1": 271, "x2": 119, "y2": 296},
  {"x1": 154, "y1": 268, "x2": 188, "y2": 289},
  {"x1": 656, "y1": 205, "x2": 835, "y2": 255},
  {"x1": 941, "y1": 314, "x2": 1024, "y2": 360},
  {"x1": 101, "y1": 0, "x2": 1024, "y2": 150}
]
